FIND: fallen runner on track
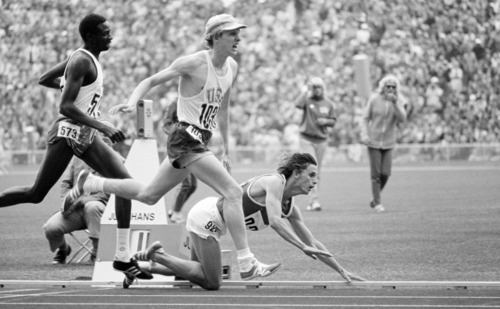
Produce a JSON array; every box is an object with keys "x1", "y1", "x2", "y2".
[{"x1": 128, "y1": 152, "x2": 365, "y2": 290}]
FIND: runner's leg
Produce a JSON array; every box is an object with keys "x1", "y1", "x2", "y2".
[
  {"x1": 152, "y1": 233, "x2": 222, "y2": 290},
  {"x1": 0, "y1": 140, "x2": 73, "y2": 207},
  {"x1": 187, "y1": 155, "x2": 246, "y2": 251}
]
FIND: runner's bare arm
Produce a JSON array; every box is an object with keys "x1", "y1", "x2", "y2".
[
  {"x1": 263, "y1": 177, "x2": 331, "y2": 257},
  {"x1": 39, "y1": 59, "x2": 69, "y2": 89},
  {"x1": 110, "y1": 54, "x2": 203, "y2": 114},
  {"x1": 288, "y1": 206, "x2": 364, "y2": 282}
]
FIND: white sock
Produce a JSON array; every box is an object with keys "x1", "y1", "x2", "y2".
[
  {"x1": 137, "y1": 261, "x2": 152, "y2": 271},
  {"x1": 237, "y1": 248, "x2": 255, "y2": 272},
  {"x1": 115, "y1": 228, "x2": 131, "y2": 262},
  {"x1": 85, "y1": 173, "x2": 105, "y2": 193},
  {"x1": 237, "y1": 248, "x2": 253, "y2": 260}
]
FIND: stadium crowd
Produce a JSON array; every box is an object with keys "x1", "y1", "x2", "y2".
[{"x1": 1, "y1": 0, "x2": 500, "y2": 155}]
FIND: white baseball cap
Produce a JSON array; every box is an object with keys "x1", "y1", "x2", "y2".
[{"x1": 205, "y1": 14, "x2": 247, "y2": 36}]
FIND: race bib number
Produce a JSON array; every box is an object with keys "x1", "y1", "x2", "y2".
[
  {"x1": 186, "y1": 125, "x2": 203, "y2": 143},
  {"x1": 199, "y1": 103, "x2": 219, "y2": 129},
  {"x1": 57, "y1": 121, "x2": 81, "y2": 142},
  {"x1": 245, "y1": 212, "x2": 266, "y2": 231}
]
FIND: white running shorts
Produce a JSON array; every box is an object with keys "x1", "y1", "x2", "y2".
[{"x1": 186, "y1": 197, "x2": 227, "y2": 242}]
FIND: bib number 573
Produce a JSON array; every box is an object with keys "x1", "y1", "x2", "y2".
[{"x1": 57, "y1": 121, "x2": 81, "y2": 142}]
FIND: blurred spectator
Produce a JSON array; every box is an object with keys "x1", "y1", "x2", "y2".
[
  {"x1": 360, "y1": 75, "x2": 407, "y2": 213},
  {"x1": 425, "y1": 77, "x2": 444, "y2": 111},
  {"x1": 356, "y1": 23, "x2": 371, "y2": 46},
  {"x1": 472, "y1": 38, "x2": 487, "y2": 61},
  {"x1": 448, "y1": 58, "x2": 463, "y2": 93},
  {"x1": 294, "y1": 76, "x2": 336, "y2": 212}
]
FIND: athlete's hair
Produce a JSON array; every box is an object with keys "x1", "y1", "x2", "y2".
[
  {"x1": 79, "y1": 14, "x2": 106, "y2": 42},
  {"x1": 277, "y1": 153, "x2": 317, "y2": 179},
  {"x1": 205, "y1": 31, "x2": 223, "y2": 49},
  {"x1": 376, "y1": 74, "x2": 401, "y2": 97}
]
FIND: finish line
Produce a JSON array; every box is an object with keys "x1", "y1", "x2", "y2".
[{"x1": 1, "y1": 280, "x2": 500, "y2": 290}]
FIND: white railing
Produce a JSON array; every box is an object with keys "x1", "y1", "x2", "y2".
[
  {"x1": 227, "y1": 143, "x2": 500, "y2": 166},
  {"x1": 3, "y1": 143, "x2": 500, "y2": 168}
]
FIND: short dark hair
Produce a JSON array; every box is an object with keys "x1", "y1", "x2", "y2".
[
  {"x1": 79, "y1": 14, "x2": 107, "y2": 42},
  {"x1": 204, "y1": 31, "x2": 223, "y2": 49},
  {"x1": 277, "y1": 153, "x2": 317, "y2": 179}
]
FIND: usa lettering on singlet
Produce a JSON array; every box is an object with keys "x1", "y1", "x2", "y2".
[
  {"x1": 241, "y1": 174, "x2": 294, "y2": 231},
  {"x1": 177, "y1": 50, "x2": 234, "y2": 131},
  {"x1": 59, "y1": 48, "x2": 104, "y2": 119}
]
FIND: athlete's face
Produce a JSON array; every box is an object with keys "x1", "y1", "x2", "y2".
[
  {"x1": 92, "y1": 23, "x2": 113, "y2": 52},
  {"x1": 296, "y1": 164, "x2": 318, "y2": 194},
  {"x1": 217, "y1": 29, "x2": 242, "y2": 55}
]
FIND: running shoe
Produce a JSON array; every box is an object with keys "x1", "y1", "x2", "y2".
[
  {"x1": 113, "y1": 258, "x2": 153, "y2": 280},
  {"x1": 122, "y1": 273, "x2": 136, "y2": 289},
  {"x1": 52, "y1": 245, "x2": 72, "y2": 265},
  {"x1": 240, "y1": 259, "x2": 283, "y2": 281}
]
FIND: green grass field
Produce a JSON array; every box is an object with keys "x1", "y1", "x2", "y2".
[{"x1": 1, "y1": 162, "x2": 499, "y2": 282}]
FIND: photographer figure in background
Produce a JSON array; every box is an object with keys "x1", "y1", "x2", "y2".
[{"x1": 294, "y1": 76, "x2": 337, "y2": 211}]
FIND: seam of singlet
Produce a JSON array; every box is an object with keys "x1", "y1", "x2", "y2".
[
  {"x1": 277, "y1": 174, "x2": 293, "y2": 218},
  {"x1": 245, "y1": 173, "x2": 285, "y2": 208},
  {"x1": 63, "y1": 49, "x2": 101, "y2": 89},
  {"x1": 245, "y1": 181, "x2": 266, "y2": 207},
  {"x1": 178, "y1": 51, "x2": 233, "y2": 101},
  {"x1": 178, "y1": 51, "x2": 211, "y2": 101},
  {"x1": 282, "y1": 196, "x2": 294, "y2": 218},
  {"x1": 213, "y1": 61, "x2": 231, "y2": 79}
]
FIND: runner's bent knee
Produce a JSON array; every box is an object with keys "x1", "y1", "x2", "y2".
[
  {"x1": 85, "y1": 201, "x2": 105, "y2": 217},
  {"x1": 43, "y1": 223, "x2": 63, "y2": 239},
  {"x1": 26, "y1": 187, "x2": 49, "y2": 204},
  {"x1": 201, "y1": 280, "x2": 221, "y2": 291}
]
